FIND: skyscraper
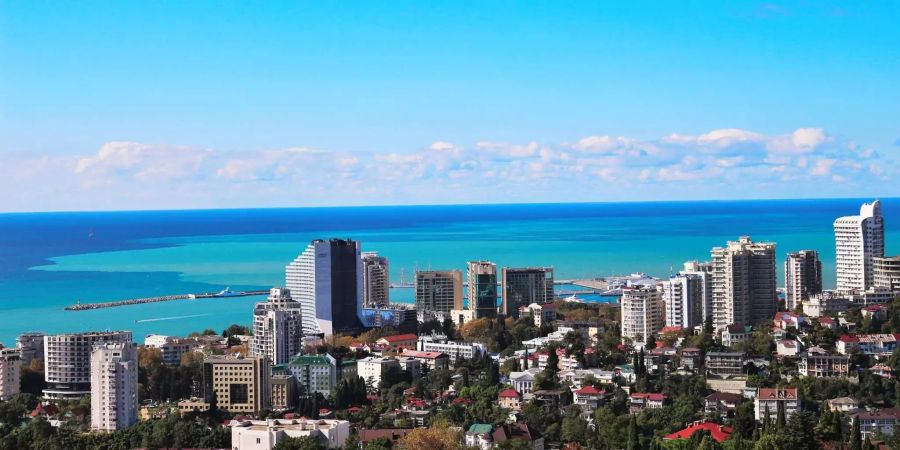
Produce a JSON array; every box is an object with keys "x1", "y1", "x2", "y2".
[
  {"x1": 711, "y1": 236, "x2": 777, "y2": 330},
  {"x1": 0, "y1": 347, "x2": 21, "y2": 401},
  {"x1": 361, "y1": 252, "x2": 390, "y2": 307},
  {"x1": 784, "y1": 250, "x2": 823, "y2": 311},
  {"x1": 467, "y1": 261, "x2": 498, "y2": 319},
  {"x1": 661, "y1": 273, "x2": 704, "y2": 329},
  {"x1": 680, "y1": 261, "x2": 714, "y2": 323},
  {"x1": 501, "y1": 267, "x2": 554, "y2": 318},
  {"x1": 620, "y1": 287, "x2": 664, "y2": 343},
  {"x1": 415, "y1": 270, "x2": 463, "y2": 318},
  {"x1": 43, "y1": 331, "x2": 132, "y2": 399},
  {"x1": 286, "y1": 239, "x2": 364, "y2": 336},
  {"x1": 834, "y1": 200, "x2": 885, "y2": 292},
  {"x1": 249, "y1": 287, "x2": 304, "y2": 365},
  {"x1": 90, "y1": 342, "x2": 138, "y2": 432}
]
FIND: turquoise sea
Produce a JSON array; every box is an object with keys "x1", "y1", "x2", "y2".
[{"x1": 0, "y1": 199, "x2": 897, "y2": 345}]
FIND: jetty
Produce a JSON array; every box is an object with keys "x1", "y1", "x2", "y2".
[{"x1": 65, "y1": 289, "x2": 270, "y2": 311}]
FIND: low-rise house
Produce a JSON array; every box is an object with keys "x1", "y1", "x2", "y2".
[
  {"x1": 358, "y1": 429, "x2": 415, "y2": 448},
  {"x1": 817, "y1": 316, "x2": 838, "y2": 330},
  {"x1": 573, "y1": 385, "x2": 608, "y2": 410},
  {"x1": 630, "y1": 393, "x2": 668, "y2": 412},
  {"x1": 853, "y1": 408, "x2": 900, "y2": 440},
  {"x1": 231, "y1": 418, "x2": 350, "y2": 449},
  {"x1": 520, "y1": 302, "x2": 557, "y2": 327},
  {"x1": 466, "y1": 424, "x2": 496, "y2": 450},
  {"x1": 871, "y1": 363, "x2": 894, "y2": 379},
  {"x1": 498, "y1": 388, "x2": 522, "y2": 410},
  {"x1": 398, "y1": 350, "x2": 450, "y2": 371},
  {"x1": 755, "y1": 388, "x2": 800, "y2": 423},
  {"x1": 705, "y1": 392, "x2": 742, "y2": 417},
  {"x1": 644, "y1": 346, "x2": 677, "y2": 374},
  {"x1": 533, "y1": 389, "x2": 570, "y2": 410},
  {"x1": 802, "y1": 291, "x2": 849, "y2": 317},
  {"x1": 509, "y1": 368, "x2": 541, "y2": 397},
  {"x1": 680, "y1": 347, "x2": 702, "y2": 371},
  {"x1": 776, "y1": 339, "x2": 802, "y2": 357},
  {"x1": 722, "y1": 324, "x2": 750, "y2": 348},
  {"x1": 862, "y1": 305, "x2": 889, "y2": 321},
  {"x1": 827, "y1": 397, "x2": 860, "y2": 412},
  {"x1": 271, "y1": 374, "x2": 296, "y2": 410},
  {"x1": 558, "y1": 367, "x2": 634, "y2": 389},
  {"x1": 376, "y1": 334, "x2": 418, "y2": 352},
  {"x1": 464, "y1": 423, "x2": 545, "y2": 450},
  {"x1": 837, "y1": 334, "x2": 900, "y2": 356},
  {"x1": 664, "y1": 421, "x2": 733, "y2": 443},
  {"x1": 358, "y1": 356, "x2": 401, "y2": 390},
  {"x1": 143, "y1": 335, "x2": 200, "y2": 365},
  {"x1": 773, "y1": 312, "x2": 806, "y2": 330},
  {"x1": 798, "y1": 348, "x2": 849, "y2": 378},
  {"x1": 706, "y1": 352, "x2": 745, "y2": 378}
]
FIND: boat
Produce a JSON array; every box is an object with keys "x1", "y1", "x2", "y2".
[{"x1": 564, "y1": 294, "x2": 583, "y2": 303}]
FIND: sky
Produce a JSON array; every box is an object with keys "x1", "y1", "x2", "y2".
[{"x1": 0, "y1": 1, "x2": 898, "y2": 212}]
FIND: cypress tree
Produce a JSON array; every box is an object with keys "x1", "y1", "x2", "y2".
[
  {"x1": 776, "y1": 401, "x2": 786, "y2": 431},
  {"x1": 627, "y1": 415, "x2": 640, "y2": 450},
  {"x1": 849, "y1": 417, "x2": 862, "y2": 450}
]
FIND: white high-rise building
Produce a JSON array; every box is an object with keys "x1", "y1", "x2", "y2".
[
  {"x1": 0, "y1": 347, "x2": 21, "y2": 401},
  {"x1": 286, "y1": 239, "x2": 364, "y2": 336},
  {"x1": 620, "y1": 287, "x2": 664, "y2": 343},
  {"x1": 91, "y1": 342, "x2": 138, "y2": 432},
  {"x1": 835, "y1": 200, "x2": 885, "y2": 292},
  {"x1": 681, "y1": 261, "x2": 714, "y2": 323},
  {"x1": 250, "y1": 288, "x2": 304, "y2": 365},
  {"x1": 361, "y1": 252, "x2": 390, "y2": 307},
  {"x1": 784, "y1": 250, "x2": 823, "y2": 311},
  {"x1": 44, "y1": 331, "x2": 132, "y2": 399},
  {"x1": 662, "y1": 273, "x2": 703, "y2": 329},
  {"x1": 711, "y1": 236, "x2": 776, "y2": 330}
]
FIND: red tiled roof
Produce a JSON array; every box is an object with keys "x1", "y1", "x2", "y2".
[
  {"x1": 757, "y1": 388, "x2": 797, "y2": 399},
  {"x1": 498, "y1": 388, "x2": 521, "y2": 398},
  {"x1": 660, "y1": 326, "x2": 683, "y2": 334},
  {"x1": 401, "y1": 350, "x2": 448, "y2": 359},
  {"x1": 630, "y1": 393, "x2": 667, "y2": 401},
  {"x1": 575, "y1": 385, "x2": 604, "y2": 395},
  {"x1": 665, "y1": 421, "x2": 733, "y2": 443},
  {"x1": 839, "y1": 335, "x2": 860, "y2": 343},
  {"x1": 380, "y1": 333, "x2": 418, "y2": 343}
]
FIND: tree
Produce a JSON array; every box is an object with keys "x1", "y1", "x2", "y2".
[
  {"x1": 560, "y1": 407, "x2": 588, "y2": 444},
  {"x1": 397, "y1": 420, "x2": 461, "y2": 450},
  {"x1": 775, "y1": 402, "x2": 786, "y2": 432},
  {"x1": 732, "y1": 401, "x2": 756, "y2": 439},
  {"x1": 849, "y1": 416, "x2": 862, "y2": 450},
  {"x1": 626, "y1": 415, "x2": 640, "y2": 450},
  {"x1": 753, "y1": 435, "x2": 779, "y2": 450},
  {"x1": 273, "y1": 435, "x2": 327, "y2": 450}
]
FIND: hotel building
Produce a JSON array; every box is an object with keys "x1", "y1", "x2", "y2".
[
  {"x1": 249, "y1": 287, "x2": 304, "y2": 365},
  {"x1": 467, "y1": 261, "x2": 498, "y2": 319},
  {"x1": 620, "y1": 287, "x2": 664, "y2": 343},
  {"x1": 711, "y1": 236, "x2": 776, "y2": 330},
  {"x1": 90, "y1": 342, "x2": 138, "y2": 432},
  {"x1": 834, "y1": 200, "x2": 884, "y2": 292},
  {"x1": 202, "y1": 355, "x2": 271, "y2": 414},
  {"x1": 501, "y1": 267, "x2": 554, "y2": 318},
  {"x1": 43, "y1": 331, "x2": 132, "y2": 399},
  {"x1": 784, "y1": 250, "x2": 823, "y2": 311},
  {"x1": 414, "y1": 270, "x2": 463, "y2": 319},
  {"x1": 361, "y1": 252, "x2": 390, "y2": 307}
]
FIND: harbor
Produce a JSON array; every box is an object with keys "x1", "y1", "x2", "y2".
[{"x1": 64, "y1": 288, "x2": 269, "y2": 311}]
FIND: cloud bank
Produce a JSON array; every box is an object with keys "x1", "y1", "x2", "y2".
[{"x1": 1, "y1": 128, "x2": 895, "y2": 211}]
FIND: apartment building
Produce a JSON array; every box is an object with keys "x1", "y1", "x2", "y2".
[
  {"x1": 835, "y1": 200, "x2": 884, "y2": 292},
  {"x1": 43, "y1": 331, "x2": 132, "y2": 399},
  {"x1": 202, "y1": 355, "x2": 271, "y2": 414},
  {"x1": 0, "y1": 346, "x2": 21, "y2": 401},
  {"x1": 90, "y1": 342, "x2": 138, "y2": 432},
  {"x1": 144, "y1": 334, "x2": 199, "y2": 365},
  {"x1": 249, "y1": 287, "x2": 304, "y2": 365},
  {"x1": 784, "y1": 250, "x2": 823, "y2": 311},
  {"x1": 620, "y1": 287, "x2": 664, "y2": 343},
  {"x1": 231, "y1": 418, "x2": 351, "y2": 449},
  {"x1": 711, "y1": 236, "x2": 777, "y2": 330},
  {"x1": 501, "y1": 267, "x2": 554, "y2": 318},
  {"x1": 755, "y1": 388, "x2": 800, "y2": 423}
]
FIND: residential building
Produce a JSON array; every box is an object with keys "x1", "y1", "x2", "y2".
[
  {"x1": 358, "y1": 430, "x2": 416, "y2": 449},
  {"x1": 835, "y1": 200, "x2": 885, "y2": 292},
  {"x1": 90, "y1": 342, "x2": 138, "y2": 432},
  {"x1": 776, "y1": 340, "x2": 801, "y2": 357},
  {"x1": 43, "y1": 331, "x2": 132, "y2": 399},
  {"x1": 230, "y1": 418, "x2": 351, "y2": 449},
  {"x1": 398, "y1": 350, "x2": 450, "y2": 371},
  {"x1": 520, "y1": 302, "x2": 557, "y2": 327},
  {"x1": 15, "y1": 332, "x2": 45, "y2": 365},
  {"x1": 662, "y1": 272, "x2": 704, "y2": 329},
  {"x1": 202, "y1": 355, "x2": 271, "y2": 414},
  {"x1": 755, "y1": 388, "x2": 800, "y2": 423},
  {"x1": 501, "y1": 267, "x2": 554, "y2": 318},
  {"x1": 852, "y1": 409, "x2": 900, "y2": 440},
  {"x1": 630, "y1": 393, "x2": 668, "y2": 411},
  {"x1": 282, "y1": 354, "x2": 337, "y2": 396},
  {"x1": 837, "y1": 334, "x2": 900, "y2": 356},
  {"x1": 848, "y1": 286, "x2": 896, "y2": 305},
  {"x1": 466, "y1": 423, "x2": 496, "y2": 450},
  {"x1": 498, "y1": 388, "x2": 522, "y2": 410},
  {"x1": 467, "y1": 261, "x2": 498, "y2": 319},
  {"x1": 448, "y1": 308, "x2": 476, "y2": 325},
  {"x1": 417, "y1": 335, "x2": 486, "y2": 360},
  {"x1": 711, "y1": 236, "x2": 777, "y2": 330},
  {"x1": 0, "y1": 346, "x2": 21, "y2": 401},
  {"x1": 339, "y1": 359, "x2": 357, "y2": 381},
  {"x1": 705, "y1": 392, "x2": 742, "y2": 417},
  {"x1": 784, "y1": 250, "x2": 823, "y2": 311},
  {"x1": 827, "y1": 397, "x2": 860, "y2": 412},
  {"x1": 509, "y1": 368, "x2": 542, "y2": 397},
  {"x1": 874, "y1": 256, "x2": 900, "y2": 292},
  {"x1": 721, "y1": 324, "x2": 750, "y2": 348},
  {"x1": 620, "y1": 287, "x2": 664, "y2": 343},
  {"x1": 414, "y1": 270, "x2": 463, "y2": 319},
  {"x1": 397, "y1": 356, "x2": 422, "y2": 380},
  {"x1": 681, "y1": 261, "x2": 714, "y2": 322},
  {"x1": 705, "y1": 352, "x2": 745, "y2": 378},
  {"x1": 250, "y1": 287, "x2": 304, "y2": 365},
  {"x1": 798, "y1": 349, "x2": 849, "y2": 377},
  {"x1": 533, "y1": 389, "x2": 570, "y2": 409},
  {"x1": 357, "y1": 357, "x2": 401, "y2": 390},
  {"x1": 375, "y1": 333, "x2": 418, "y2": 352},
  {"x1": 680, "y1": 347, "x2": 703, "y2": 371},
  {"x1": 573, "y1": 385, "x2": 608, "y2": 410},
  {"x1": 359, "y1": 305, "x2": 417, "y2": 330},
  {"x1": 270, "y1": 374, "x2": 296, "y2": 410},
  {"x1": 144, "y1": 334, "x2": 199, "y2": 366},
  {"x1": 802, "y1": 291, "x2": 849, "y2": 317},
  {"x1": 360, "y1": 252, "x2": 389, "y2": 308},
  {"x1": 286, "y1": 238, "x2": 364, "y2": 335}
]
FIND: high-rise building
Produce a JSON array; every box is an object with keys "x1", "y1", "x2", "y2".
[
  {"x1": 361, "y1": 252, "x2": 390, "y2": 307},
  {"x1": 834, "y1": 200, "x2": 885, "y2": 292},
  {"x1": 286, "y1": 239, "x2": 364, "y2": 336},
  {"x1": 467, "y1": 261, "x2": 498, "y2": 319},
  {"x1": 620, "y1": 287, "x2": 664, "y2": 343},
  {"x1": 661, "y1": 273, "x2": 704, "y2": 329},
  {"x1": 202, "y1": 355, "x2": 271, "y2": 414},
  {"x1": 43, "y1": 331, "x2": 132, "y2": 399},
  {"x1": 874, "y1": 256, "x2": 900, "y2": 293},
  {"x1": 501, "y1": 267, "x2": 554, "y2": 318},
  {"x1": 90, "y1": 342, "x2": 138, "y2": 432},
  {"x1": 711, "y1": 236, "x2": 777, "y2": 330},
  {"x1": 15, "y1": 332, "x2": 45, "y2": 366},
  {"x1": 784, "y1": 250, "x2": 823, "y2": 311},
  {"x1": 415, "y1": 270, "x2": 463, "y2": 318},
  {"x1": 680, "y1": 261, "x2": 714, "y2": 323},
  {"x1": 0, "y1": 346, "x2": 21, "y2": 401},
  {"x1": 250, "y1": 287, "x2": 304, "y2": 365}
]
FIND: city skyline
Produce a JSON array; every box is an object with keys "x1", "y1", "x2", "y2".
[{"x1": 2, "y1": 1, "x2": 899, "y2": 211}]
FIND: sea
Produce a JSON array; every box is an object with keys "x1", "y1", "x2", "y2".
[{"x1": 0, "y1": 199, "x2": 897, "y2": 345}]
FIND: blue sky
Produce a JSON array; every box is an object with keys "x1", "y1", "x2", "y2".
[{"x1": 1, "y1": 1, "x2": 898, "y2": 211}]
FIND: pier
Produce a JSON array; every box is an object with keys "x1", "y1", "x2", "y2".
[{"x1": 65, "y1": 289, "x2": 270, "y2": 311}]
